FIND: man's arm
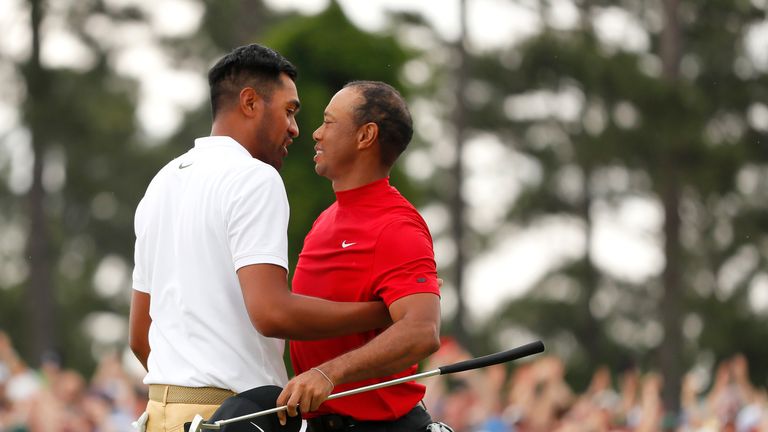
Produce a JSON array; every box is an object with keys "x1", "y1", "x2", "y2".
[
  {"x1": 129, "y1": 290, "x2": 152, "y2": 371},
  {"x1": 275, "y1": 292, "x2": 440, "y2": 423},
  {"x1": 238, "y1": 264, "x2": 392, "y2": 340},
  {"x1": 0, "y1": 331, "x2": 28, "y2": 375},
  {"x1": 230, "y1": 168, "x2": 391, "y2": 340}
]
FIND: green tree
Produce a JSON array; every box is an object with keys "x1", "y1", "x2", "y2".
[
  {"x1": 170, "y1": 0, "x2": 418, "y2": 271},
  {"x1": 473, "y1": 0, "x2": 768, "y2": 421},
  {"x1": 1, "y1": 0, "x2": 186, "y2": 373},
  {"x1": 386, "y1": 0, "x2": 768, "y2": 422}
]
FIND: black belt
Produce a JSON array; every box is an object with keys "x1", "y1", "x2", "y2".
[
  {"x1": 307, "y1": 405, "x2": 431, "y2": 432},
  {"x1": 307, "y1": 413, "x2": 357, "y2": 432}
]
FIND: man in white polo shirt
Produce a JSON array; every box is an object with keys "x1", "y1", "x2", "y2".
[{"x1": 129, "y1": 44, "x2": 392, "y2": 432}]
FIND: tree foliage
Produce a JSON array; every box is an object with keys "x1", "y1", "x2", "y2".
[
  {"x1": 458, "y1": 0, "x2": 768, "y2": 403},
  {"x1": 2, "y1": 2, "x2": 767, "y2": 411}
]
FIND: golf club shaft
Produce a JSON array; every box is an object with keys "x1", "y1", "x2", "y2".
[
  {"x1": 327, "y1": 340, "x2": 545, "y2": 401},
  {"x1": 207, "y1": 340, "x2": 544, "y2": 428},
  {"x1": 211, "y1": 370, "x2": 440, "y2": 427}
]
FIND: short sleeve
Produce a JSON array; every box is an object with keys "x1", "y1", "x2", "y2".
[
  {"x1": 226, "y1": 167, "x2": 289, "y2": 271},
  {"x1": 370, "y1": 218, "x2": 440, "y2": 306},
  {"x1": 132, "y1": 244, "x2": 148, "y2": 293}
]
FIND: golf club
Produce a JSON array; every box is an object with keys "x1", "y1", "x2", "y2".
[{"x1": 188, "y1": 340, "x2": 545, "y2": 431}]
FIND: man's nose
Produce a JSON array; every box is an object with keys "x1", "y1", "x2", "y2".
[{"x1": 288, "y1": 118, "x2": 299, "y2": 138}]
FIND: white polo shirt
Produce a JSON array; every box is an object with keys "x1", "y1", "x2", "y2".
[{"x1": 132, "y1": 136, "x2": 289, "y2": 392}]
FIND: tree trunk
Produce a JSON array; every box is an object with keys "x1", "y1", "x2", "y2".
[
  {"x1": 450, "y1": 0, "x2": 472, "y2": 353},
  {"x1": 574, "y1": 0, "x2": 603, "y2": 370},
  {"x1": 660, "y1": 168, "x2": 683, "y2": 425},
  {"x1": 580, "y1": 161, "x2": 601, "y2": 364},
  {"x1": 659, "y1": 0, "x2": 683, "y2": 425},
  {"x1": 24, "y1": 0, "x2": 56, "y2": 366}
]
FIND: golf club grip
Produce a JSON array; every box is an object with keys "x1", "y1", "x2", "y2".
[{"x1": 438, "y1": 340, "x2": 544, "y2": 375}]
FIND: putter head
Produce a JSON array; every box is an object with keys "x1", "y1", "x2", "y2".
[
  {"x1": 207, "y1": 385, "x2": 301, "y2": 432},
  {"x1": 186, "y1": 414, "x2": 215, "y2": 432}
]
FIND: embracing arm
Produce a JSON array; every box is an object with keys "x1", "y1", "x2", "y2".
[
  {"x1": 316, "y1": 293, "x2": 441, "y2": 382},
  {"x1": 238, "y1": 264, "x2": 391, "y2": 340},
  {"x1": 129, "y1": 290, "x2": 152, "y2": 371},
  {"x1": 276, "y1": 292, "x2": 441, "y2": 421}
]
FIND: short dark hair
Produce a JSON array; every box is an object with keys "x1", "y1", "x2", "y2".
[
  {"x1": 343, "y1": 81, "x2": 413, "y2": 167},
  {"x1": 208, "y1": 44, "x2": 297, "y2": 118}
]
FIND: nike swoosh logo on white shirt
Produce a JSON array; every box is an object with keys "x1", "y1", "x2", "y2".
[{"x1": 341, "y1": 240, "x2": 357, "y2": 248}]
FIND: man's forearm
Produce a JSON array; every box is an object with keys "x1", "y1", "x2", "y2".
[
  {"x1": 276, "y1": 293, "x2": 441, "y2": 421},
  {"x1": 276, "y1": 319, "x2": 438, "y2": 424},
  {"x1": 239, "y1": 264, "x2": 391, "y2": 340},
  {"x1": 251, "y1": 293, "x2": 391, "y2": 340},
  {"x1": 316, "y1": 317, "x2": 439, "y2": 386},
  {"x1": 313, "y1": 293, "x2": 441, "y2": 385}
]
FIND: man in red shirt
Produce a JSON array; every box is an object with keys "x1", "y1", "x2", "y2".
[{"x1": 276, "y1": 81, "x2": 442, "y2": 431}]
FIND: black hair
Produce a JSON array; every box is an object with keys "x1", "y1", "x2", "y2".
[
  {"x1": 343, "y1": 81, "x2": 413, "y2": 167},
  {"x1": 208, "y1": 43, "x2": 297, "y2": 118}
]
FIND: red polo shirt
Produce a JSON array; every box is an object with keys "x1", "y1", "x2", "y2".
[{"x1": 290, "y1": 177, "x2": 440, "y2": 420}]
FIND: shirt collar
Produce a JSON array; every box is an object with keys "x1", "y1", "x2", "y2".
[
  {"x1": 335, "y1": 177, "x2": 392, "y2": 207},
  {"x1": 194, "y1": 136, "x2": 252, "y2": 158}
]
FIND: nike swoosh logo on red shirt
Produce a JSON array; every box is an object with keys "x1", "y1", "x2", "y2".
[{"x1": 341, "y1": 240, "x2": 357, "y2": 248}]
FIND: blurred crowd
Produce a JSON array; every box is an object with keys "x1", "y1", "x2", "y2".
[
  {"x1": 2, "y1": 330, "x2": 768, "y2": 431},
  {"x1": 423, "y1": 339, "x2": 768, "y2": 432},
  {"x1": 0, "y1": 332, "x2": 146, "y2": 432}
]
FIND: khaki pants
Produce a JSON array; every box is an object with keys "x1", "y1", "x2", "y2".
[
  {"x1": 144, "y1": 384, "x2": 235, "y2": 432},
  {"x1": 146, "y1": 399, "x2": 220, "y2": 432}
]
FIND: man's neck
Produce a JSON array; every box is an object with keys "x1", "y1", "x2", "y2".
[
  {"x1": 210, "y1": 121, "x2": 253, "y2": 158},
  {"x1": 209, "y1": 118, "x2": 229, "y2": 137},
  {"x1": 331, "y1": 166, "x2": 389, "y2": 192}
]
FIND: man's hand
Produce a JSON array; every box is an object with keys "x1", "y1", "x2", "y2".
[{"x1": 276, "y1": 367, "x2": 335, "y2": 425}]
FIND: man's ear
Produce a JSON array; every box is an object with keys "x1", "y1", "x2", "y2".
[
  {"x1": 239, "y1": 87, "x2": 263, "y2": 118},
  {"x1": 357, "y1": 122, "x2": 378, "y2": 150}
]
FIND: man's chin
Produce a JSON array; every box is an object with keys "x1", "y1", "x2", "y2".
[
  {"x1": 269, "y1": 159, "x2": 283, "y2": 171},
  {"x1": 314, "y1": 167, "x2": 332, "y2": 180}
]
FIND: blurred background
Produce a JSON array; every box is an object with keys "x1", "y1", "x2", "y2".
[{"x1": 1, "y1": 0, "x2": 767, "y2": 430}]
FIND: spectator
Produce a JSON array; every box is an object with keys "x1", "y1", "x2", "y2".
[
  {"x1": 0, "y1": 332, "x2": 148, "y2": 432},
  {"x1": 3, "y1": 330, "x2": 768, "y2": 432}
]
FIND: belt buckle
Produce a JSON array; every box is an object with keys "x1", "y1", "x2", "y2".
[{"x1": 324, "y1": 414, "x2": 350, "y2": 431}]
